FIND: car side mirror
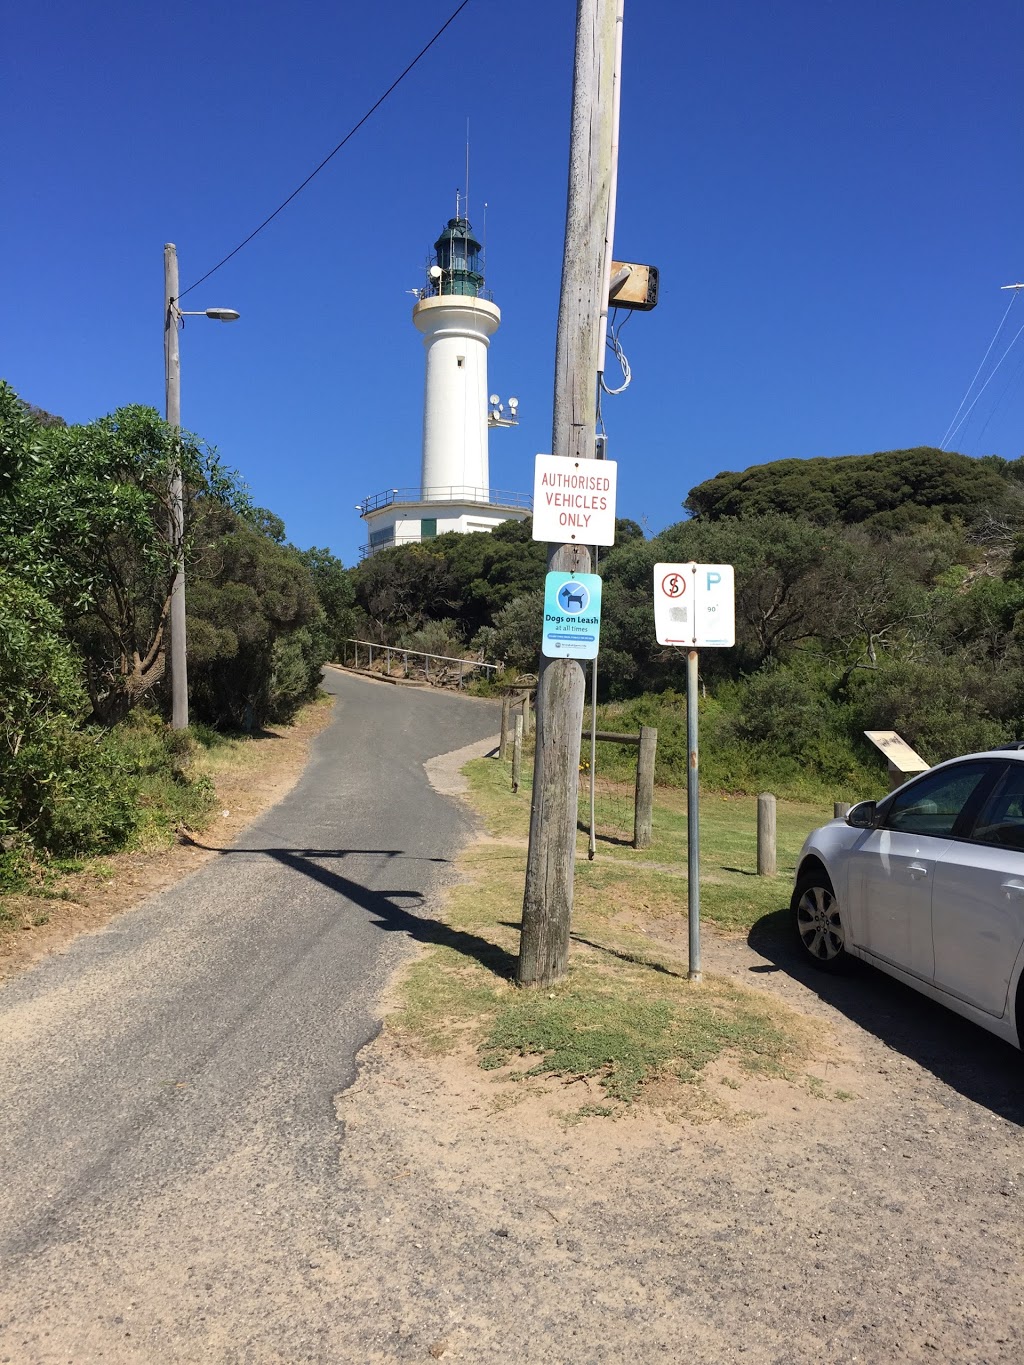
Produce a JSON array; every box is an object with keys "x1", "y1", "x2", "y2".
[{"x1": 846, "y1": 800, "x2": 878, "y2": 830}]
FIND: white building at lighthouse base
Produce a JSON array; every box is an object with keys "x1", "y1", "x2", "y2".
[{"x1": 358, "y1": 485, "x2": 531, "y2": 557}]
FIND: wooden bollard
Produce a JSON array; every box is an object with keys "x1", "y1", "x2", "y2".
[
  {"x1": 512, "y1": 714, "x2": 524, "y2": 793},
  {"x1": 757, "y1": 793, "x2": 777, "y2": 876},
  {"x1": 499, "y1": 694, "x2": 511, "y2": 761},
  {"x1": 834, "y1": 801, "x2": 852, "y2": 819},
  {"x1": 633, "y1": 725, "x2": 657, "y2": 850}
]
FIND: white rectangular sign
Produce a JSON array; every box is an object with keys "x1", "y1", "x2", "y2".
[
  {"x1": 532, "y1": 453, "x2": 618, "y2": 546},
  {"x1": 654, "y1": 562, "x2": 735, "y2": 648}
]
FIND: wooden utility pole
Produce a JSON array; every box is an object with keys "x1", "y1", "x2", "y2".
[
  {"x1": 164, "y1": 243, "x2": 188, "y2": 731},
  {"x1": 517, "y1": 0, "x2": 619, "y2": 988}
]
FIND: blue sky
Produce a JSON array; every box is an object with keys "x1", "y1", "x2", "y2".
[{"x1": 4, "y1": 0, "x2": 1022, "y2": 564}]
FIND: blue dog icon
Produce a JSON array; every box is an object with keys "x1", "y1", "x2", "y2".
[{"x1": 560, "y1": 584, "x2": 586, "y2": 611}]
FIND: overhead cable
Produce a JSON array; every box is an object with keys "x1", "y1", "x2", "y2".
[
  {"x1": 179, "y1": 0, "x2": 474, "y2": 300},
  {"x1": 940, "y1": 290, "x2": 1018, "y2": 450},
  {"x1": 943, "y1": 315, "x2": 1024, "y2": 451}
]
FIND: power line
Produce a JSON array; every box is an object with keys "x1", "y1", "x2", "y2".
[
  {"x1": 943, "y1": 314, "x2": 1024, "y2": 451},
  {"x1": 972, "y1": 343, "x2": 1024, "y2": 452},
  {"x1": 178, "y1": 0, "x2": 474, "y2": 300},
  {"x1": 939, "y1": 290, "x2": 1018, "y2": 450}
]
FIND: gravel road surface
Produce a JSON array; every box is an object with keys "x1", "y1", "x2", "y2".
[{"x1": 0, "y1": 671, "x2": 499, "y2": 1363}]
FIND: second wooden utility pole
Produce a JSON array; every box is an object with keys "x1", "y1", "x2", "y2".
[{"x1": 517, "y1": 0, "x2": 619, "y2": 988}]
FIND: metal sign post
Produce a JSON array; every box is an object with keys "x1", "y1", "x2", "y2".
[
  {"x1": 686, "y1": 648, "x2": 701, "y2": 980},
  {"x1": 653, "y1": 562, "x2": 736, "y2": 982}
]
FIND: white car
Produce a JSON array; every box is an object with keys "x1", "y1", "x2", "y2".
[{"x1": 791, "y1": 747, "x2": 1024, "y2": 1049}]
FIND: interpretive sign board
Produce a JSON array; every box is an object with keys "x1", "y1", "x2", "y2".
[
  {"x1": 864, "y1": 730, "x2": 930, "y2": 790},
  {"x1": 541, "y1": 571, "x2": 602, "y2": 660},
  {"x1": 653, "y1": 562, "x2": 735, "y2": 648},
  {"x1": 532, "y1": 454, "x2": 618, "y2": 546}
]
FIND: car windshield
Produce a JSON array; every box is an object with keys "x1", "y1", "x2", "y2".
[{"x1": 884, "y1": 761, "x2": 994, "y2": 838}]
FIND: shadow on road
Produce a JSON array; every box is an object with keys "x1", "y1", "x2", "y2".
[
  {"x1": 183, "y1": 838, "x2": 515, "y2": 979},
  {"x1": 749, "y1": 906, "x2": 1024, "y2": 1126}
]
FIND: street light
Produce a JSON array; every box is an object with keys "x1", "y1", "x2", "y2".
[{"x1": 163, "y1": 242, "x2": 239, "y2": 730}]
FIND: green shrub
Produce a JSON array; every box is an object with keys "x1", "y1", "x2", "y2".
[
  {"x1": 0, "y1": 572, "x2": 138, "y2": 869},
  {"x1": 102, "y1": 713, "x2": 217, "y2": 845}
]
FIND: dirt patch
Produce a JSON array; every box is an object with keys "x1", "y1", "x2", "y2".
[
  {"x1": 327, "y1": 755, "x2": 1024, "y2": 1362},
  {"x1": 335, "y1": 917, "x2": 1024, "y2": 1362},
  {"x1": 0, "y1": 697, "x2": 335, "y2": 983}
]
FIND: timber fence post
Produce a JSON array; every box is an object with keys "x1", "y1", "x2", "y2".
[
  {"x1": 512, "y1": 714, "x2": 524, "y2": 793},
  {"x1": 634, "y1": 725, "x2": 657, "y2": 850},
  {"x1": 500, "y1": 694, "x2": 512, "y2": 761},
  {"x1": 834, "y1": 801, "x2": 852, "y2": 819},
  {"x1": 757, "y1": 793, "x2": 777, "y2": 876}
]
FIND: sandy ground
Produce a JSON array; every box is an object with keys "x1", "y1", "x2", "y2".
[
  {"x1": 326, "y1": 744, "x2": 1024, "y2": 1364},
  {"x1": 330, "y1": 946, "x2": 1023, "y2": 1363}
]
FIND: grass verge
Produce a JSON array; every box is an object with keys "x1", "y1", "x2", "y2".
[{"x1": 391, "y1": 755, "x2": 833, "y2": 1120}]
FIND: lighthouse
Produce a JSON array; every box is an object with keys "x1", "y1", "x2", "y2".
[{"x1": 357, "y1": 213, "x2": 530, "y2": 556}]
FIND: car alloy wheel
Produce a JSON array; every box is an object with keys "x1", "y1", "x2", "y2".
[{"x1": 792, "y1": 872, "x2": 847, "y2": 972}]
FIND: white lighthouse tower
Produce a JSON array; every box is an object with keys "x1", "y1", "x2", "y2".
[{"x1": 357, "y1": 213, "x2": 530, "y2": 556}]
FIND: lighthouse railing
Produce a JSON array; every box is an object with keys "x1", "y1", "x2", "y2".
[{"x1": 356, "y1": 486, "x2": 533, "y2": 515}]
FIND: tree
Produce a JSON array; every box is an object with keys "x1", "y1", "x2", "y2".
[
  {"x1": 488, "y1": 590, "x2": 546, "y2": 672},
  {"x1": 0, "y1": 380, "x2": 46, "y2": 498},
  {"x1": 599, "y1": 513, "x2": 833, "y2": 680},
  {"x1": 0, "y1": 570, "x2": 136, "y2": 864},
  {"x1": 420, "y1": 518, "x2": 548, "y2": 638},
  {"x1": 684, "y1": 447, "x2": 1010, "y2": 532},
  {"x1": 0, "y1": 396, "x2": 246, "y2": 722},
  {"x1": 297, "y1": 545, "x2": 358, "y2": 657},
  {"x1": 353, "y1": 544, "x2": 461, "y2": 640},
  {"x1": 187, "y1": 507, "x2": 327, "y2": 729}
]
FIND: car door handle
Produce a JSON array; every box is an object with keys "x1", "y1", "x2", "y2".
[
  {"x1": 907, "y1": 863, "x2": 929, "y2": 880},
  {"x1": 1001, "y1": 880, "x2": 1024, "y2": 898}
]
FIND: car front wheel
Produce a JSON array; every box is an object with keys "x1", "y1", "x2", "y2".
[{"x1": 792, "y1": 868, "x2": 848, "y2": 973}]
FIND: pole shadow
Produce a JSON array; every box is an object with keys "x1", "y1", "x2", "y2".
[
  {"x1": 575, "y1": 819, "x2": 634, "y2": 848},
  {"x1": 569, "y1": 932, "x2": 687, "y2": 979},
  {"x1": 183, "y1": 838, "x2": 515, "y2": 979}
]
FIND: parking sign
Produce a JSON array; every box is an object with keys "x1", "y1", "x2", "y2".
[{"x1": 653, "y1": 562, "x2": 735, "y2": 648}]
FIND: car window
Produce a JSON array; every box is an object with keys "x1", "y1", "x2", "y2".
[
  {"x1": 969, "y1": 762, "x2": 1024, "y2": 850},
  {"x1": 883, "y1": 761, "x2": 995, "y2": 838}
]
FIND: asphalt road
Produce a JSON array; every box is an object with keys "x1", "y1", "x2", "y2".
[{"x1": 0, "y1": 671, "x2": 499, "y2": 1363}]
